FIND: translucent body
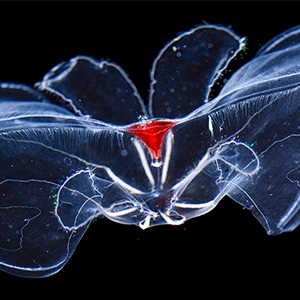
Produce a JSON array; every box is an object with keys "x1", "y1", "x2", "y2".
[{"x1": 0, "y1": 24, "x2": 300, "y2": 277}]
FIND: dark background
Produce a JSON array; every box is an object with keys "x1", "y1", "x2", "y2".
[{"x1": 1, "y1": 1, "x2": 299, "y2": 294}]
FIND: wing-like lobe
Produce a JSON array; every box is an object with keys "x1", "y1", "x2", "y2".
[
  {"x1": 206, "y1": 26, "x2": 300, "y2": 234},
  {"x1": 35, "y1": 56, "x2": 147, "y2": 124},
  {"x1": 149, "y1": 25, "x2": 245, "y2": 118}
]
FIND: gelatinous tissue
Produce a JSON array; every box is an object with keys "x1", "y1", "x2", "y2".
[{"x1": 0, "y1": 24, "x2": 300, "y2": 277}]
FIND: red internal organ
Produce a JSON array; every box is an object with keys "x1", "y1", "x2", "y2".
[{"x1": 128, "y1": 120, "x2": 176, "y2": 159}]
